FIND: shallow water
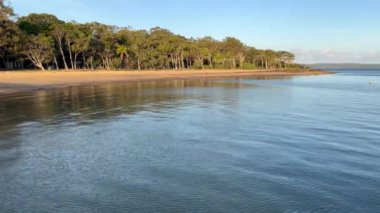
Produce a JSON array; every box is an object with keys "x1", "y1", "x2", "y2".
[{"x1": 0, "y1": 70, "x2": 379, "y2": 212}]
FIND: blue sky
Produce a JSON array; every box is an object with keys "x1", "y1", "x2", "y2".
[{"x1": 8, "y1": 0, "x2": 380, "y2": 63}]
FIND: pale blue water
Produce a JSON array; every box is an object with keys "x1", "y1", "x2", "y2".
[{"x1": 0, "y1": 70, "x2": 379, "y2": 212}]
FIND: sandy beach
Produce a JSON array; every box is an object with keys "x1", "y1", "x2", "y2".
[{"x1": 0, "y1": 69, "x2": 331, "y2": 95}]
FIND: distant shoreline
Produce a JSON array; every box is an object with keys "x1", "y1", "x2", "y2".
[
  {"x1": 307, "y1": 63, "x2": 380, "y2": 70},
  {"x1": 0, "y1": 69, "x2": 332, "y2": 95}
]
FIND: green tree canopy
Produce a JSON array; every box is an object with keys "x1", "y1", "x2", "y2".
[{"x1": 0, "y1": 4, "x2": 302, "y2": 71}]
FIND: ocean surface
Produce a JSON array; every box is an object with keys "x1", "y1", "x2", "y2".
[{"x1": 0, "y1": 70, "x2": 379, "y2": 212}]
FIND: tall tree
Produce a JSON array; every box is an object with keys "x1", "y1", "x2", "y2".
[
  {"x1": 18, "y1": 13, "x2": 58, "y2": 70},
  {"x1": 277, "y1": 51, "x2": 295, "y2": 68},
  {"x1": 63, "y1": 23, "x2": 76, "y2": 69},
  {"x1": 71, "y1": 24, "x2": 92, "y2": 69},
  {"x1": 115, "y1": 44, "x2": 127, "y2": 69},
  {"x1": 20, "y1": 34, "x2": 53, "y2": 70},
  {"x1": 0, "y1": 1, "x2": 20, "y2": 69},
  {"x1": 221, "y1": 37, "x2": 247, "y2": 69},
  {"x1": 196, "y1": 37, "x2": 218, "y2": 69},
  {"x1": 52, "y1": 23, "x2": 69, "y2": 70},
  {"x1": 129, "y1": 30, "x2": 148, "y2": 70}
]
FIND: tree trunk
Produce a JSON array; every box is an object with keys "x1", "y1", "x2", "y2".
[
  {"x1": 67, "y1": 42, "x2": 74, "y2": 69},
  {"x1": 90, "y1": 56, "x2": 94, "y2": 70},
  {"x1": 176, "y1": 54, "x2": 180, "y2": 69},
  {"x1": 101, "y1": 56, "x2": 108, "y2": 70},
  {"x1": 125, "y1": 55, "x2": 129, "y2": 70},
  {"x1": 26, "y1": 54, "x2": 45, "y2": 71},
  {"x1": 239, "y1": 57, "x2": 244, "y2": 69},
  {"x1": 137, "y1": 58, "x2": 141, "y2": 71},
  {"x1": 232, "y1": 58, "x2": 237, "y2": 69},
  {"x1": 181, "y1": 52, "x2": 185, "y2": 70},
  {"x1": 54, "y1": 56, "x2": 59, "y2": 70},
  {"x1": 200, "y1": 57, "x2": 204, "y2": 69},
  {"x1": 119, "y1": 54, "x2": 124, "y2": 69},
  {"x1": 174, "y1": 54, "x2": 176, "y2": 69},
  {"x1": 82, "y1": 53, "x2": 86, "y2": 69},
  {"x1": 186, "y1": 58, "x2": 190, "y2": 69},
  {"x1": 178, "y1": 54, "x2": 180, "y2": 69},
  {"x1": 74, "y1": 52, "x2": 79, "y2": 70},
  {"x1": 171, "y1": 55, "x2": 176, "y2": 69},
  {"x1": 57, "y1": 38, "x2": 68, "y2": 70},
  {"x1": 34, "y1": 61, "x2": 45, "y2": 70},
  {"x1": 38, "y1": 64, "x2": 45, "y2": 71}
]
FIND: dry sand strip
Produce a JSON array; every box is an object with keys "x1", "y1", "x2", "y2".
[{"x1": 0, "y1": 69, "x2": 332, "y2": 95}]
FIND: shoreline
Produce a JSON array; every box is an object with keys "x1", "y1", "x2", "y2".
[{"x1": 0, "y1": 69, "x2": 332, "y2": 95}]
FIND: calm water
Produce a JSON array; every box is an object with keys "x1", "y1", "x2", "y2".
[{"x1": 0, "y1": 70, "x2": 379, "y2": 212}]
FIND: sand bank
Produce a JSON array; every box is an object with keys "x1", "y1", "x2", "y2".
[{"x1": 0, "y1": 69, "x2": 331, "y2": 95}]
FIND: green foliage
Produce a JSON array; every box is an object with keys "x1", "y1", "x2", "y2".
[
  {"x1": 0, "y1": 4, "x2": 303, "y2": 71},
  {"x1": 18, "y1": 13, "x2": 61, "y2": 35},
  {"x1": 0, "y1": 0, "x2": 14, "y2": 20},
  {"x1": 0, "y1": 1, "x2": 20, "y2": 64},
  {"x1": 20, "y1": 33, "x2": 54, "y2": 70},
  {"x1": 241, "y1": 63, "x2": 257, "y2": 70}
]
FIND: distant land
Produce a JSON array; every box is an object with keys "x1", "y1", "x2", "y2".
[{"x1": 307, "y1": 63, "x2": 380, "y2": 70}]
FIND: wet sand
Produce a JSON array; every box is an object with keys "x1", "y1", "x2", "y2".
[{"x1": 0, "y1": 69, "x2": 331, "y2": 95}]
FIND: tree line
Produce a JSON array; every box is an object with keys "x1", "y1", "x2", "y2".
[{"x1": 0, "y1": 2, "x2": 303, "y2": 71}]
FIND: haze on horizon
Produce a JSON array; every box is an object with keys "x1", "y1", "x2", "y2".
[{"x1": 8, "y1": 0, "x2": 380, "y2": 64}]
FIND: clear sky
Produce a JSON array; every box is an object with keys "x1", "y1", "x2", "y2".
[{"x1": 8, "y1": 0, "x2": 380, "y2": 64}]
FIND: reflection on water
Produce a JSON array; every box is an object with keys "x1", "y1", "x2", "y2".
[
  {"x1": 1, "y1": 73, "x2": 380, "y2": 212},
  {"x1": 0, "y1": 79, "x2": 259, "y2": 132}
]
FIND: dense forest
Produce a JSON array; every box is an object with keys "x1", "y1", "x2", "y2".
[{"x1": 0, "y1": 1, "x2": 303, "y2": 71}]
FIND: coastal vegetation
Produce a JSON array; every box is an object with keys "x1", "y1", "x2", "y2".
[{"x1": 0, "y1": 2, "x2": 303, "y2": 71}]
